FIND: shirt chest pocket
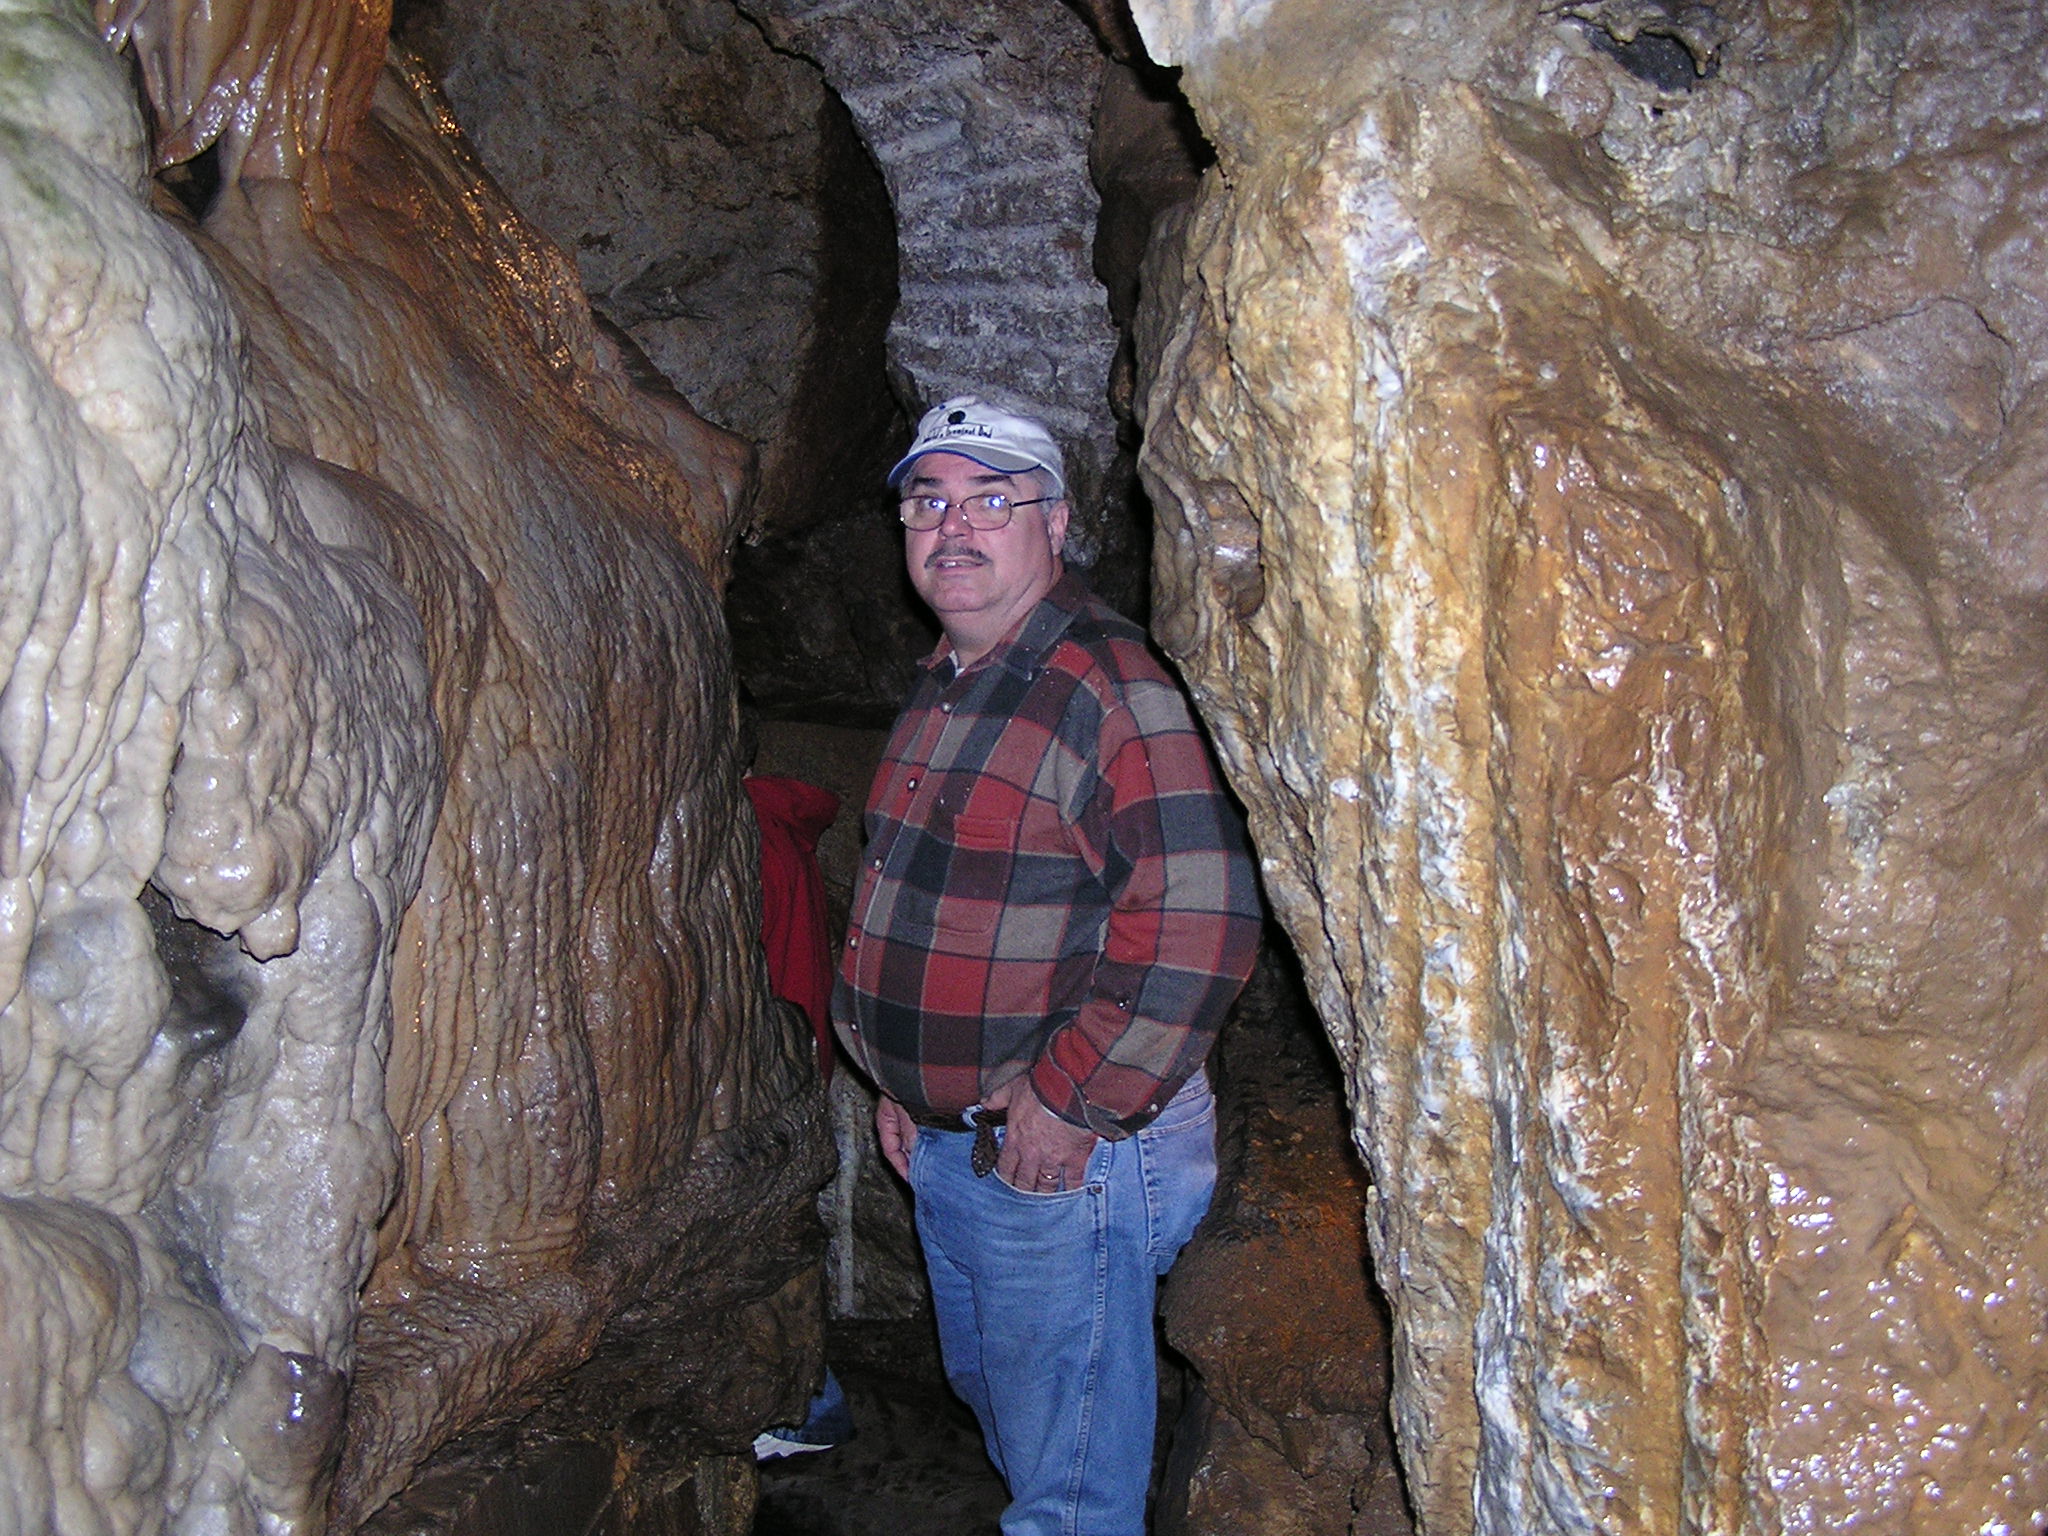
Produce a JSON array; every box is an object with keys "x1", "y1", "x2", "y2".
[
  {"x1": 951, "y1": 814, "x2": 1015, "y2": 852},
  {"x1": 908, "y1": 810, "x2": 1015, "y2": 938}
]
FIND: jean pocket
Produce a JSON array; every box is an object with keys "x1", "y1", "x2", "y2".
[
  {"x1": 985, "y1": 1127, "x2": 1109, "y2": 1201},
  {"x1": 1145, "y1": 1069, "x2": 1216, "y2": 1135},
  {"x1": 1138, "y1": 1076, "x2": 1217, "y2": 1262},
  {"x1": 990, "y1": 1173, "x2": 1093, "y2": 1202}
]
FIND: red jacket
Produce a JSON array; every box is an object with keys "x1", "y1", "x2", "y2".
[{"x1": 746, "y1": 774, "x2": 841, "y2": 1081}]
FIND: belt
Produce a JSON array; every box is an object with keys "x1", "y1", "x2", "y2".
[
  {"x1": 905, "y1": 1106, "x2": 1006, "y2": 1132},
  {"x1": 905, "y1": 1105, "x2": 1008, "y2": 1178}
]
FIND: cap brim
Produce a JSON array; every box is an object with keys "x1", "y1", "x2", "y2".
[{"x1": 889, "y1": 445, "x2": 1057, "y2": 491}]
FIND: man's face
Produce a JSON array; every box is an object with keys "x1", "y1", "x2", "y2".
[{"x1": 902, "y1": 452, "x2": 1070, "y2": 650}]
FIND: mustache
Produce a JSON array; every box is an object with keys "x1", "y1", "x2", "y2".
[{"x1": 925, "y1": 543, "x2": 990, "y2": 568}]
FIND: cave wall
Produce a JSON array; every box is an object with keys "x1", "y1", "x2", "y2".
[
  {"x1": 739, "y1": 0, "x2": 1122, "y2": 546},
  {"x1": 1131, "y1": 1, "x2": 2048, "y2": 1533},
  {"x1": 0, "y1": 1, "x2": 828, "y2": 1530},
  {"x1": 406, "y1": 0, "x2": 853, "y2": 447},
  {"x1": 396, "y1": 0, "x2": 927, "y2": 725},
  {"x1": 399, "y1": 0, "x2": 903, "y2": 544},
  {"x1": 405, "y1": 0, "x2": 1202, "y2": 725},
  {"x1": 14, "y1": 0, "x2": 2048, "y2": 1530}
]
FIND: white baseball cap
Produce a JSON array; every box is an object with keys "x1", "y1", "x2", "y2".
[{"x1": 888, "y1": 395, "x2": 1067, "y2": 499}]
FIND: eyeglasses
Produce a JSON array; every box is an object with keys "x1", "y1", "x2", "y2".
[{"x1": 898, "y1": 492, "x2": 1057, "y2": 531}]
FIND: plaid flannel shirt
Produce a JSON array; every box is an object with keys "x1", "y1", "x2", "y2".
[{"x1": 833, "y1": 573, "x2": 1261, "y2": 1137}]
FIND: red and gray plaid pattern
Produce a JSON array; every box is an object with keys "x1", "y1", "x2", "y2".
[{"x1": 833, "y1": 574, "x2": 1261, "y2": 1137}]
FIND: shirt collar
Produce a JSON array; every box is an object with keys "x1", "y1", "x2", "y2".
[{"x1": 920, "y1": 570, "x2": 1090, "y2": 682}]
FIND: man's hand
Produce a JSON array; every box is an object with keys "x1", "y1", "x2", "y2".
[
  {"x1": 876, "y1": 1095, "x2": 919, "y2": 1180},
  {"x1": 985, "y1": 1076, "x2": 1098, "y2": 1193}
]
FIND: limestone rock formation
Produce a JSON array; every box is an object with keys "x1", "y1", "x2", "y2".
[
  {"x1": 397, "y1": 0, "x2": 923, "y2": 726},
  {"x1": 1133, "y1": 2, "x2": 2048, "y2": 1533},
  {"x1": 401, "y1": 0, "x2": 903, "y2": 539},
  {"x1": 0, "y1": 1, "x2": 827, "y2": 1530},
  {"x1": 740, "y1": 0, "x2": 1121, "y2": 535},
  {"x1": 409, "y1": 0, "x2": 849, "y2": 442}
]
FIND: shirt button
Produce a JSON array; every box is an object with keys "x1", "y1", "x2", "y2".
[
  {"x1": 906, "y1": 776, "x2": 920, "y2": 790},
  {"x1": 847, "y1": 935, "x2": 858, "y2": 949},
  {"x1": 871, "y1": 858, "x2": 882, "y2": 870},
  {"x1": 940, "y1": 702, "x2": 953, "y2": 713}
]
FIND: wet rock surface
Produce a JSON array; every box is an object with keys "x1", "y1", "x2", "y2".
[
  {"x1": 400, "y1": 0, "x2": 921, "y2": 725},
  {"x1": 1, "y1": 1, "x2": 828, "y2": 1529},
  {"x1": 400, "y1": 0, "x2": 899, "y2": 527},
  {"x1": 1134, "y1": 1, "x2": 2048, "y2": 1531},
  {"x1": 199, "y1": 52, "x2": 833, "y2": 1522},
  {"x1": 18, "y1": 0, "x2": 2048, "y2": 1531}
]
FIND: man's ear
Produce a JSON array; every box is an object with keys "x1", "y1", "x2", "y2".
[{"x1": 1046, "y1": 498, "x2": 1071, "y2": 558}]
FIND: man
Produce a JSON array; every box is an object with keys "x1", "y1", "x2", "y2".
[{"x1": 833, "y1": 395, "x2": 1261, "y2": 1534}]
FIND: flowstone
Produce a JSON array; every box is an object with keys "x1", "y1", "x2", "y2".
[
  {"x1": 0, "y1": 1, "x2": 828, "y2": 1529},
  {"x1": 1133, "y1": 1, "x2": 2048, "y2": 1532}
]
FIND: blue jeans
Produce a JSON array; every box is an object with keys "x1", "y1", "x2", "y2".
[{"x1": 909, "y1": 1071, "x2": 1217, "y2": 1536}]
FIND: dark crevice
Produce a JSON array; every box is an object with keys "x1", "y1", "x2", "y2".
[
  {"x1": 724, "y1": 75, "x2": 918, "y2": 728},
  {"x1": 1554, "y1": 0, "x2": 1724, "y2": 91},
  {"x1": 158, "y1": 140, "x2": 223, "y2": 221},
  {"x1": 1586, "y1": 23, "x2": 1716, "y2": 90},
  {"x1": 141, "y1": 882, "x2": 247, "y2": 1067}
]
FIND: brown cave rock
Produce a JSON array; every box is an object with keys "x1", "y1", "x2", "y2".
[{"x1": 1135, "y1": 0, "x2": 2048, "y2": 1530}]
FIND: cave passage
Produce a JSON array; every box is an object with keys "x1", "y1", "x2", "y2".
[
  {"x1": 10, "y1": 0, "x2": 2047, "y2": 1532},
  {"x1": 371, "y1": 0, "x2": 1409, "y2": 1528}
]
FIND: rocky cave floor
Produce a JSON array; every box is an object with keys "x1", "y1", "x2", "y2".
[
  {"x1": 752, "y1": 1320, "x2": 1008, "y2": 1535},
  {"x1": 752, "y1": 1319, "x2": 1225, "y2": 1536}
]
